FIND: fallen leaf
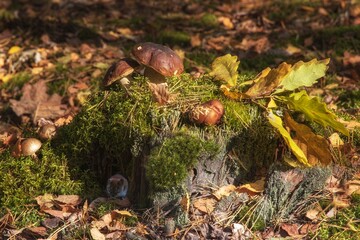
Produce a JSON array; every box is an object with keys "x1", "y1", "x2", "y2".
[
  {"x1": 346, "y1": 180, "x2": 360, "y2": 196},
  {"x1": 213, "y1": 184, "x2": 236, "y2": 200},
  {"x1": 193, "y1": 197, "x2": 217, "y2": 214},
  {"x1": 305, "y1": 208, "x2": 321, "y2": 220},
  {"x1": 236, "y1": 178, "x2": 265, "y2": 196},
  {"x1": 284, "y1": 44, "x2": 302, "y2": 55},
  {"x1": 90, "y1": 227, "x2": 106, "y2": 240},
  {"x1": 36, "y1": 194, "x2": 55, "y2": 210},
  {"x1": 25, "y1": 226, "x2": 47, "y2": 237},
  {"x1": 284, "y1": 112, "x2": 333, "y2": 166},
  {"x1": 191, "y1": 34, "x2": 201, "y2": 47},
  {"x1": 179, "y1": 192, "x2": 190, "y2": 213},
  {"x1": 148, "y1": 82, "x2": 171, "y2": 104},
  {"x1": 8, "y1": 46, "x2": 21, "y2": 55},
  {"x1": 218, "y1": 16, "x2": 234, "y2": 29},
  {"x1": 9, "y1": 80, "x2": 67, "y2": 124},
  {"x1": 280, "y1": 223, "x2": 300, "y2": 237},
  {"x1": 328, "y1": 133, "x2": 344, "y2": 148},
  {"x1": 54, "y1": 195, "x2": 82, "y2": 206}
]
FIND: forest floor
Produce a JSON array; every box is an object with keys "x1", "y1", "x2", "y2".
[{"x1": 1, "y1": 0, "x2": 360, "y2": 239}]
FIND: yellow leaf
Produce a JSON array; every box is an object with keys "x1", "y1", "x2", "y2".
[
  {"x1": 213, "y1": 184, "x2": 236, "y2": 200},
  {"x1": 31, "y1": 67, "x2": 43, "y2": 75},
  {"x1": 218, "y1": 16, "x2": 234, "y2": 29},
  {"x1": 285, "y1": 44, "x2": 302, "y2": 55},
  {"x1": 0, "y1": 73, "x2": 13, "y2": 83},
  {"x1": 328, "y1": 133, "x2": 344, "y2": 148},
  {"x1": 268, "y1": 111, "x2": 310, "y2": 166},
  {"x1": 8, "y1": 46, "x2": 22, "y2": 55},
  {"x1": 236, "y1": 178, "x2": 265, "y2": 196},
  {"x1": 210, "y1": 54, "x2": 239, "y2": 87},
  {"x1": 284, "y1": 112, "x2": 333, "y2": 166},
  {"x1": 112, "y1": 210, "x2": 133, "y2": 217},
  {"x1": 220, "y1": 85, "x2": 249, "y2": 100},
  {"x1": 267, "y1": 98, "x2": 278, "y2": 108},
  {"x1": 90, "y1": 227, "x2": 106, "y2": 240},
  {"x1": 245, "y1": 62, "x2": 291, "y2": 97}
]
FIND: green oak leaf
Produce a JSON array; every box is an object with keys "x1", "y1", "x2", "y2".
[
  {"x1": 274, "y1": 58, "x2": 330, "y2": 93},
  {"x1": 278, "y1": 90, "x2": 349, "y2": 136},
  {"x1": 210, "y1": 54, "x2": 239, "y2": 87}
]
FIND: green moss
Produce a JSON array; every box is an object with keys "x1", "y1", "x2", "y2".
[
  {"x1": 314, "y1": 194, "x2": 360, "y2": 239},
  {"x1": 0, "y1": 144, "x2": 82, "y2": 215},
  {"x1": 146, "y1": 132, "x2": 211, "y2": 190},
  {"x1": 314, "y1": 26, "x2": 360, "y2": 54},
  {"x1": 199, "y1": 13, "x2": 219, "y2": 28},
  {"x1": 185, "y1": 51, "x2": 217, "y2": 69},
  {"x1": 158, "y1": 30, "x2": 191, "y2": 46},
  {"x1": 1, "y1": 72, "x2": 31, "y2": 91}
]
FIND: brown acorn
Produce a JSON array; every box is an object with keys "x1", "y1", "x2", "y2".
[{"x1": 189, "y1": 99, "x2": 224, "y2": 126}]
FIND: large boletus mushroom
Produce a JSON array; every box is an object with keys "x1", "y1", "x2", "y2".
[
  {"x1": 131, "y1": 42, "x2": 184, "y2": 84},
  {"x1": 102, "y1": 57, "x2": 140, "y2": 88}
]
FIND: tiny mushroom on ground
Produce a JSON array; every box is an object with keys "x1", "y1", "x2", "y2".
[
  {"x1": 131, "y1": 42, "x2": 184, "y2": 84},
  {"x1": 102, "y1": 57, "x2": 140, "y2": 88},
  {"x1": 12, "y1": 138, "x2": 42, "y2": 157},
  {"x1": 38, "y1": 124, "x2": 56, "y2": 140}
]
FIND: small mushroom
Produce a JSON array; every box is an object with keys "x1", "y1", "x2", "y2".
[
  {"x1": 102, "y1": 57, "x2": 140, "y2": 90},
  {"x1": 21, "y1": 138, "x2": 42, "y2": 157},
  {"x1": 131, "y1": 42, "x2": 184, "y2": 84},
  {"x1": 38, "y1": 124, "x2": 56, "y2": 140},
  {"x1": 189, "y1": 99, "x2": 224, "y2": 126},
  {"x1": 106, "y1": 174, "x2": 129, "y2": 199}
]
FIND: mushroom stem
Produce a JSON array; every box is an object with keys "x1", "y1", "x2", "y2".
[{"x1": 144, "y1": 67, "x2": 166, "y2": 84}]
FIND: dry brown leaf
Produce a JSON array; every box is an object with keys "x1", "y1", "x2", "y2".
[
  {"x1": 193, "y1": 197, "x2": 217, "y2": 214},
  {"x1": 280, "y1": 223, "x2": 301, "y2": 237},
  {"x1": 213, "y1": 184, "x2": 236, "y2": 200},
  {"x1": 305, "y1": 208, "x2": 321, "y2": 220},
  {"x1": 54, "y1": 195, "x2": 82, "y2": 206},
  {"x1": 235, "y1": 36, "x2": 270, "y2": 53},
  {"x1": 42, "y1": 209, "x2": 66, "y2": 220},
  {"x1": 236, "y1": 178, "x2": 265, "y2": 196},
  {"x1": 35, "y1": 194, "x2": 55, "y2": 210},
  {"x1": 26, "y1": 226, "x2": 47, "y2": 237},
  {"x1": 90, "y1": 227, "x2": 106, "y2": 240},
  {"x1": 9, "y1": 80, "x2": 67, "y2": 124},
  {"x1": 206, "y1": 36, "x2": 230, "y2": 51},
  {"x1": 136, "y1": 222, "x2": 149, "y2": 236},
  {"x1": 346, "y1": 179, "x2": 360, "y2": 196},
  {"x1": 191, "y1": 34, "x2": 202, "y2": 47},
  {"x1": 284, "y1": 112, "x2": 332, "y2": 166},
  {"x1": 54, "y1": 114, "x2": 74, "y2": 127},
  {"x1": 299, "y1": 223, "x2": 318, "y2": 235},
  {"x1": 332, "y1": 195, "x2": 350, "y2": 209},
  {"x1": 148, "y1": 82, "x2": 171, "y2": 104}
]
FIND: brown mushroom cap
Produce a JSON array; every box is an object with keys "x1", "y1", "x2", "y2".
[
  {"x1": 131, "y1": 42, "x2": 184, "y2": 77},
  {"x1": 21, "y1": 138, "x2": 42, "y2": 156},
  {"x1": 103, "y1": 58, "x2": 139, "y2": 87}
]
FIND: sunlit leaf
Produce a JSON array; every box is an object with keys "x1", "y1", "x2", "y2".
[
  {"x1": 275, "y1": 58, "x2": 330, "y2": 93},
  {"x1": 210, "y1": 54, "x2": 239, "y2": 87},
  {"x1": 267, "y1": 111, "x2": 310, "y2": 166},
  {"x1": 8, "y1": 46, "x2": 21, "y2": 55},
  {"x1": 236, "y1": 178, "x2": 265, "y2": 196},
  {"x1": 245, "y1": 63, "x2": 291, "y2": 97},
  {"x1": 219, "y1": 85, "x2": 249, "y2": 100},
  {"x1": 284, "y1": 112, "x2": 332, "y2": 166},
  {"x1": 278, "y1": 90, "x2": 349, "y2": 136}
]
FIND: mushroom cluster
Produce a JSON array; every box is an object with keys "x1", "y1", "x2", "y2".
[
  {"x1": 103, "y1": 42, "x2": 184, "y2": 88},
  {"x1": 103, "y1": 42, "x2": 225, "y2": 126}
]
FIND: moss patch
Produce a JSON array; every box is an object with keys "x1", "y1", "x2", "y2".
[{"x1": 0, "y1": 144, "x2": 82, "y2": 216}]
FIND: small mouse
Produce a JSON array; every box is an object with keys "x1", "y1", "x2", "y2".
[{"x1": 106, "y1": 174, "x2": 128, "y2": 199}]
